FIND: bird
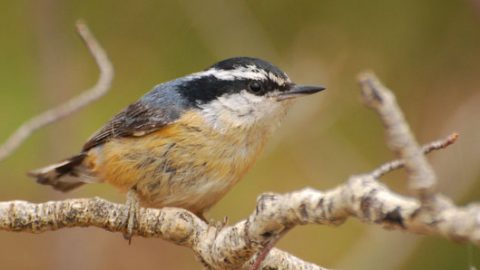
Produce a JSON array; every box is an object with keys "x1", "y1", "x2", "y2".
[{"x1": 28, "y1": 56, "x2": 325, "y2": 239}]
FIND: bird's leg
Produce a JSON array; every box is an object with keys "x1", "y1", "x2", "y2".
[{"x1": 123, "y1": 188, "x2": 140, "y2": 244}]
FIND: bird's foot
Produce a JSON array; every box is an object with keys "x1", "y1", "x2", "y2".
[{"x1": 123, "y1": 189, "x2": 140, "y2": 244}]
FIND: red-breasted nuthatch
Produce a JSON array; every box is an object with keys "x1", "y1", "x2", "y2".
[{"x1": 29, "y1": 57, "x2": 325, "y2": 237}]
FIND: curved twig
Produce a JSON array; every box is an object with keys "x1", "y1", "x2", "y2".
[{"x1": 0, "y1": 21, "x2": 113, "y2": 162}]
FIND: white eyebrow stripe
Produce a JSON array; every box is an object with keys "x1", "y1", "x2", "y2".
[
  {"x1": 267, "y1": 72, "x2": 287, "y2": 85},
  {"x1": 188, "y1": 66, "x2": 289, "y2": 85},
  {"x1": 189, "y1": 68, "x2": 265, "y2": 81}
]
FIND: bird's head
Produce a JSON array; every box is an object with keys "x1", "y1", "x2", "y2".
[{"x1": 176, "y1": 57, "x2": 326, "y2": 132}]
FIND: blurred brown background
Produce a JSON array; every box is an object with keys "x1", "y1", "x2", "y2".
[{"x1": 1, "y1": 0, "x2": 479, "y2": 269}]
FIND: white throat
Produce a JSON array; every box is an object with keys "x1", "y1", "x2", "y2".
[{"x1": 198, "y1": 90, "x2": 292, "y2": 133}]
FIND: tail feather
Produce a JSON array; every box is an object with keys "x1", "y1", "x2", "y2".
[{"x1": 28, "y1": 153, "x2": 88, "y2": 192}]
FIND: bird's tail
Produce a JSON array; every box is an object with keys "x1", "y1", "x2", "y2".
[{"x1": 28, "y1": 153, "x2": 88, "y2": 192}]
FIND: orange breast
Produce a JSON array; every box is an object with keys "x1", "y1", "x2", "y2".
[{"x1": 84, "y1": 111, "x2": 269, "y2": 214}]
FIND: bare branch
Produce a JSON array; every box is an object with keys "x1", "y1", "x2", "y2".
[
  {"x1": 371, "y1": 133, "x2": 459, "y2": 179},
  {"x1": 0, "y1": 21, "x2": 113, "y2": 162},
  {"x1": 358, "y1": 72, "x2": 438, "y2": 200},
  {"x1": 0, "y1": 173, "x2": 478, "y2": 269},
  {"x1": 0, "y1": 197, "x2": 324, "y2": 270}
]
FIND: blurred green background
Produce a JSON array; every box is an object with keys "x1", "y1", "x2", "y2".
[{"x1": 1, "y1": 0, "x2": 479, "y2": 269}]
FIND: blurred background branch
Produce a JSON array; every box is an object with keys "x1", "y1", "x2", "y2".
[{"x1": 0, "y1": 21, "x2": 113, "y2": 162}]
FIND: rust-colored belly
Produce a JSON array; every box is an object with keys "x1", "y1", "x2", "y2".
[{"x1": 85, "y1": 112, "x2": 267, "y2": 215}]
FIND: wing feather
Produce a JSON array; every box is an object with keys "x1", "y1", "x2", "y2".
[{"x1": 82, "y1": 100, "x2": 178, "y2": 151}]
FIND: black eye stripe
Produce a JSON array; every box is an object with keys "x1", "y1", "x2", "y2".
[{"x1": 178, "y1": 76, "x2": 289, "y2": 106}]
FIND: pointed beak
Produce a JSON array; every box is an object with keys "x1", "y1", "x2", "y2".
[{"x1": 276, "y1": 84, "x2": 326, "y2": 101}]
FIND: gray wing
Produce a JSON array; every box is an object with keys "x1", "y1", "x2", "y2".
[{"x1": 82, "y1": 84, "x2": 186, "y2": 151}]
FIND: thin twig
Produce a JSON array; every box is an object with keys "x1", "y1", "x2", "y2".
[
  {"x1": 0, "y1": 21, "x2": 113, "y2": 162},
  {"x1": 358, "y1": 72, "x2": 437, "y2": 201},
  {"x1": 371, "y1": 133, "x2": 459, "y2": 179}
]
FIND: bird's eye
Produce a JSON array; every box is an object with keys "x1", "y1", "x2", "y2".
[{"x1": 248, "y1": 81, "x2": 263, "y2": 94}]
